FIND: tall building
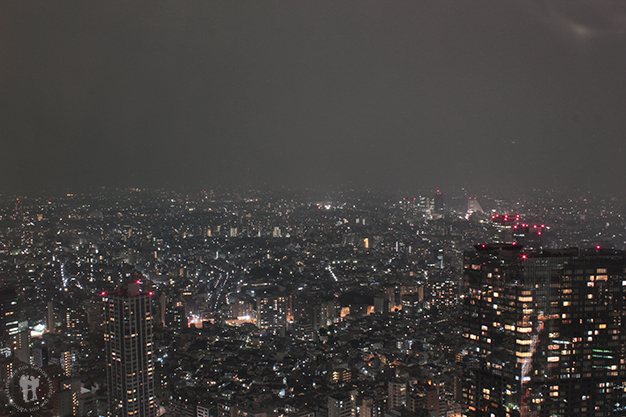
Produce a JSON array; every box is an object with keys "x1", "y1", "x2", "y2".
[
  {"x1": 61, "y1": 349, "x2": 74, "y2": 377},
  {"x1": 0, "y1": 288, "x2": 19, "y2": 342},
  {"x1": 47, "y1": 301, "x2": 56, "y2": 334},
  {"x1": 104, "y1": 281, "x2": 156, "y2": 417},
  {"x1": 434, "y1": 190, "x2": 445, "y2": 215},
  {"x1": 33, "y1": 345, "x2": 50, "y2": 367},
  {"x1": 417, "y1": 196, "x2": 431, "y2": 217},
  {"x1": 388, "y1": 379, "x2": 407, "y2": 410},
  {"x1": 14, "y1": 321, "x2": 29, "y2": 363},
  {"x1": 461, "y1": 245, "x2": 626, "y2": 417},
  {"x1": 54, "y1": 377, "x2": 81, "y2": 417},
  {"x1": 256, "y1": 287, "x2": 288, "y2": 331},
  {"x1": 467, "y1": 197, "x2": 483, "y2": 214}
]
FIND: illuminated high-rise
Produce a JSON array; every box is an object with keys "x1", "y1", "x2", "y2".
[
  {"x1": 461, "y1": 245, "x2": 626, "y2": 417},
  {"x1": 103, "y1": 282, "x2": 156, "y2": 417},
  {"x1": 256, "y1": 287, "x2": 288, "y2": 331},
  {"x1": 0, "y1": 288, "x2": 19, "y2": 344}
]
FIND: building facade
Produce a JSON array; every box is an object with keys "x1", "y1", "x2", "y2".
[
  {"x1": 328, "y1": 390, "x2": 356, "y2": 417},
  {"x1": 256, "y1": 287, "x2": 288, "y2": 331},
  {"x1": 461, "y1": 245, "x2": 626, "y2": 417}
]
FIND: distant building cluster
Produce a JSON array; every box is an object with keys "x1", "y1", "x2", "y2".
[{"x1": 0, "y1": 188, "x2": 625, "y2": 416}]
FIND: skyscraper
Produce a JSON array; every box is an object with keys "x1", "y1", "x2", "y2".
[
  {"x1": 0, "y1": 288, "x2": 19, "y2": 342},
  {"x1": 103, "y1": 281, "x2": 156, "y2": 417},
  {"x1": 0, "y1": 287, "x2": 30, "y2": 363},
  {"x1": 434, "y1": 190, "x2": 445, "y2": 214},
  {"x1": 461, "y1": 245, "x2": 626, "y2": 417}
]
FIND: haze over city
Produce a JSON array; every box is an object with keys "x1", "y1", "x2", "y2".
[{"x1": 2, "y1": 1, "x2": 626, "y2": 196}]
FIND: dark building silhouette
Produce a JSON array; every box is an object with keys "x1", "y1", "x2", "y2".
[
  {"x1": 462, "y1": 245, "x2": 626, "y2": 417},
  {"x1": 434, "y1": 190, "x2": 445, "y2": 214}
]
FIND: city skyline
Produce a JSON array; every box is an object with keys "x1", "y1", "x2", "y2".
[
  {"x1": 1, "y1": 187, "x2": 626, "y2": 415},
  {"x1": 2, "y1": 1, "x2": 626, "y2": 196},
  {"x1": 2, "y1": 1, "x2": 626, "y2": 414}
]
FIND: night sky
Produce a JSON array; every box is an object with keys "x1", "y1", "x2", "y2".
[{"x1": 2, "y1": 1, "x2": 626, "y2": 196}]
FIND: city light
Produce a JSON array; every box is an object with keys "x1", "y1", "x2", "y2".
[{"x1": 1, "y1": 188, "x2": 623, "y2": 417}]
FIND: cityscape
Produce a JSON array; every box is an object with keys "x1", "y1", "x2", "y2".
[
  {"x1": 1, "y1": 188, "x2": 626, "y2": 416},
  {"x1": 2, "y1": 1, "x2": 626, "y2": 416}
]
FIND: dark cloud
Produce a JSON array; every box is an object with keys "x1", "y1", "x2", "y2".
[{"x1": 1, "y1": 1, "x2": 625, "y2": 196}]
